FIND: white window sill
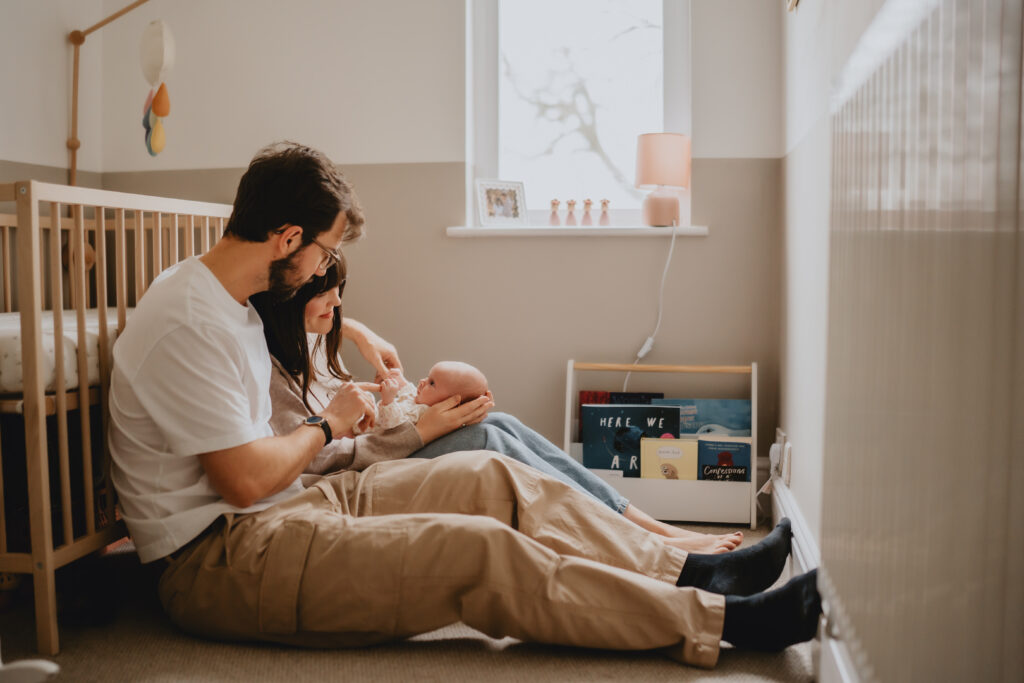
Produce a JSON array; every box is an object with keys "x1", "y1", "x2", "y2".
[{"x1": 446, "y1": 225, "x2": 709, "y2": 238}]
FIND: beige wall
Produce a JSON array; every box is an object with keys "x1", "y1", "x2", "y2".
[
  {"x1": 335, "y1": 158, "x2": 780, "y2": 449},
  {"x1": 96, "y1": 159, "x2": 781, "y2": 452},
  {"x1": 5, "y1": 0, "x2": 785, "y2": 470},
  {"x1": 692, "y1": 0, "x2": 783, "y2": 158}
]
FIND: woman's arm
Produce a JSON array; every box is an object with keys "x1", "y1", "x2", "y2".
[{"x1": 342, "y1": 318, "x2": 402, "y2": 381}]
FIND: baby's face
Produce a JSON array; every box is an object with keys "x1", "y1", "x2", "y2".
[{"x1": 414, "y1": 365, "x2": 454, "y2": 405}]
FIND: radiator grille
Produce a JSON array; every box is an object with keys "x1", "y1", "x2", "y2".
[{"x1": 824, "y1": 0, "x2": 1023, "y2": 680}]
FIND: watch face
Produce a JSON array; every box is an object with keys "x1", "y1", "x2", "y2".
[{"x1": 306, "y1": 416, "x2": 324, "y2": 425}]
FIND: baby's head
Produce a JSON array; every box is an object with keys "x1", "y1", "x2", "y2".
[{"x1": 414, "y1": 361, "x2": 489, "y2": 406}]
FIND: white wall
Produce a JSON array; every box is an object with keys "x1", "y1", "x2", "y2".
[
  {"x1": 3, "y1": 0, "x2": 784, "y2": 171},
  {"x1": 692, "y1": 0, "x2": 783, "y2": 159},
  {"x1": 0, "y1": 0, "x2": 105, "y2": 171},
  {"x1": 99, "y1": 0, "x2": 465, "y2": 171},
  {"x1": 780, "y1": 0, "x2": 885, "y2": 541}
]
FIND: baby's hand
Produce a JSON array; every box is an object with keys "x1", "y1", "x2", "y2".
[{"x1": 379, "y1": 374, "x2": 402, "y2": 406}]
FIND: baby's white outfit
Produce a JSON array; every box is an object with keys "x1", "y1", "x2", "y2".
[{"x1": 354, "y1": 380, "x2": 429, "y2": 434}]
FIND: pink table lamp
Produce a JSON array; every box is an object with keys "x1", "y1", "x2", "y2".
[{"x1": 635, "y1": 132, "x2": 691, "y2": 227}]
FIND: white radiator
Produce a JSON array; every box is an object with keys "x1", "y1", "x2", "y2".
[{"x1": 824, "y1": 0, "x2": 1024, "y2": 681}]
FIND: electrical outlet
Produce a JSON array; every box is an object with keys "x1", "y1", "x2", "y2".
[{"x1": 782, "y1": 441, "x2": 793, "y2": 486}]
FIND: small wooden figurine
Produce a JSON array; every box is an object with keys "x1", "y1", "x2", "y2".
[
  {"x1": 599, "y1": 198, "x2": 611, "y2": 226},
  {"x1": 549, "y1": 199, "x2": 561, "y2": 226},
  {"x1": 565, "y1": 199, "x2": 577, "y2": 226},
  {"x1": 581, "y1": 198, "x2": 593, "y2": 226}
]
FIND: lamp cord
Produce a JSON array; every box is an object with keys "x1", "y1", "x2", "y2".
[{"x1": 623, "y1": 224, "x2": 679, "y2": 391}]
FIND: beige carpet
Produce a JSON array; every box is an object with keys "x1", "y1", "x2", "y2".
[{"x1": 0, "y1": 523, "x2": 813, "y2": 682}]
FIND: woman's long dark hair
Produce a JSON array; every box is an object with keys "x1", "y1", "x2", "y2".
[{"x1": 251, "y1": 257, "x2": 350, "y2": 413}]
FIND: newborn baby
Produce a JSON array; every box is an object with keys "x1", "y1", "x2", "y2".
[{"x1": 355, "y1": 361, "x2": 490, "y2": 434}]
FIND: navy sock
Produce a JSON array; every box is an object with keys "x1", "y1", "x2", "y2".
[
  {"x1": 722, "y1": 569, "x2": 822, "y2": 651},
  {"x1": 677, "y1": 518, "x2": 792, "y2": 595}
]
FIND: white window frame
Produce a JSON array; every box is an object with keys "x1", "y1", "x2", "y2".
[{"x1": 464, "y1": 0, "x2": 692, "y2": 229}]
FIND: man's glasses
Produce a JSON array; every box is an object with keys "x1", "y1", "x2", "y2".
[
  {"x1": 271, "y1": 226, "x2": 342, "y2": 271},
  {"x1": 311, "y1": 237, "x2": 342, "y2": 271}
]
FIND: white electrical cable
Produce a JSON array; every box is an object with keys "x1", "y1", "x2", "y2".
[{"x1": 623, "y1": 225, "x2": 680, "y2": 391}]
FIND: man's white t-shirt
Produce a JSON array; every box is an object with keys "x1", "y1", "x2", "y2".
[{"x1": 109, "y1": 257, "x2": 304, "y2": 563}]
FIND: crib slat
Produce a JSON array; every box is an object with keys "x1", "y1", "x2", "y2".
[
  {"x1": 133, "y1": 210, "x2": 145, "y2": 301},
  {"x1": 49, "y1": 202, "x2": 73, "y2": 548},
  {"x1": 74, "y1": 205, "x2": 95, "y2": 537},
  {"x1": 153, "y1": 212, "x2": 163, "y2": 278},
  {"x1": 94, "y1": 205, "x2": 115, "y2": 526},
  {"x1": 169, "y1": 214, "x2": 179, "y2": 266},
  {"x1": 16, "y1": 181, "x2": 60, "y2": 655},
  {"x1": 201, "y1": 216, "x2": 211, "y2": 253},
  {"x1": 115, "y1": 209, "x2": 127, "y2": 335},
  {"x1": 0, "y1": 425, "x2": 7, "y2": 553},
  {"x1": 1, "y1": 225, "x2": 10, "y2": 312},
  {"x1": 185, "y1": 214, "x2": 195, "y2": 257}
]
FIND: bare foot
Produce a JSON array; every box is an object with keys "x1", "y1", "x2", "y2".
[
  {"x1": 662, "y1": 525, "x2": 744, "y2": 551},
  {"x1": 663, "y1": 533, "x2": 744, "y2": 554},
  {"x1": 622, "y1": 504, "x2": 743, "y2": 552}
]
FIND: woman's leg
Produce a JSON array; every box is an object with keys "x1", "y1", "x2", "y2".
[
  {"x1": 483, "y1": 413, "x2": 743, "y2": 552},
  {"x1": 409, "y1": 422, "x2": 628, "y2": 513}
]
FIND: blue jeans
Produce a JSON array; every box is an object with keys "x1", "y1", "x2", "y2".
[{"x1": 410, "y1": 412, "x2": 629, "y2": 514}]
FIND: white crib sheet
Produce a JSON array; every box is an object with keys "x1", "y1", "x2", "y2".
[{"x1": 0, "y1": 309, "x2": 130, "y2": 394}]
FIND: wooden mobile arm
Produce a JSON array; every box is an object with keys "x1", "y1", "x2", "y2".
[{"x1": 67, "y1": 0, "x2": 151, "y2": 187}]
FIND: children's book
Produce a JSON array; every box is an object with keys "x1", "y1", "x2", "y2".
[
  {"x1": 640, "y1": 438, "x2": 697, "y2": 479},
  {"x1": 576, "y1": 391, "x2": 611, "y2": 441},
  {"x1": 697, "y1": 437, "x2": 752, "y2": 482},
  {"x1": 651, "y1": 398, "x2": 752, "y2": 436},
  {"x1": 609, "y1": 392, "x2": 664, "y2": 404},
  {"x1": 580, "y1": 405, "x2": 680, "y2": 478},
  {"x1": 578, "y1": 390, "x2": 611, "y2": 408}
]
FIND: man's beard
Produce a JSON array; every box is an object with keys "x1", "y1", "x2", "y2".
[{"x1": 267, "y1": 250, "x2": 307, "y2": 301}]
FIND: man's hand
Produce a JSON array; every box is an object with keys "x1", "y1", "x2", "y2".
[
  {"x1": 342, "y1": 318, "x2": 402, "y2": 381},
  {"x1": 415, "y1": 392, "x2": 494, "y2": 445},
  {"x1": 324, "y1": 382, "x2": 377, "y2": 437}
]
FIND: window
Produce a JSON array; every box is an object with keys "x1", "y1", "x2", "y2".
[{"x1": 467, "y1": 0, "x2": 691, "y2": 225}]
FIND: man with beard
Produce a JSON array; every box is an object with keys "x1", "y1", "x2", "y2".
[
  {"x1": 108, "y1": 141, "x2": 388, "y2": 561},
  {"x1": 108, "y1": 142, "x2": 821, "y2": 669}
]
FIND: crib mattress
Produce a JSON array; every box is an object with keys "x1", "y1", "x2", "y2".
[{"x1": 0, "y1": 309, "x2": 130, "y2": 394}]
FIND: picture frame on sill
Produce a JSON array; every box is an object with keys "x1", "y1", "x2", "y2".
[{"x1": 476, "y1": 179, "x2": 528, "y2": 226}]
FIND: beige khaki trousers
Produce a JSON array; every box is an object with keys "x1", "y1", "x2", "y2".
[{"x1": 158, "y1": 451, "x2": 725, "y2": 667}]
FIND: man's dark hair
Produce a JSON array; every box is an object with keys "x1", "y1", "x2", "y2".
[{"x1": 225, "y1": 141, "x2": 365, "y2": 245}]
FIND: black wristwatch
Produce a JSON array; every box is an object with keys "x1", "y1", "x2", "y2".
[{"x1": 303, "y1": 415, "x2": 333, "y2": 445}]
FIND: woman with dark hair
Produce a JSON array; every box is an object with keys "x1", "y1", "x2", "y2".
[{"x1": 251, "y1": 262, "x2": 743, "y2": 553}]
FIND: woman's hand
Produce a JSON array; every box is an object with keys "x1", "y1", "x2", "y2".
[
  {"x1": 323, "y1": 382, "x2": 377, "y2": 438},
  {"x1": 415, "y1": 393, "x2": 494, "y2": 445},
  {"x1": 342, "y1": 318, "x2": 402, "y2": 381}
]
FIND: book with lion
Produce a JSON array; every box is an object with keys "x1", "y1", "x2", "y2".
[{"x1": 640, "y1": 438, "x2": 698, "y2": 479}]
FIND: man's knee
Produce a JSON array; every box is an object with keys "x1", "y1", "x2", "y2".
[{"x1": 432, "y1": 449, "x2": 536, "y2": 489}]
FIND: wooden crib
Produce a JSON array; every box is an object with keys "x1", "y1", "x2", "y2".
[{"x1": 0, "y1": 180, "x2": 232, "y2": 654}]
